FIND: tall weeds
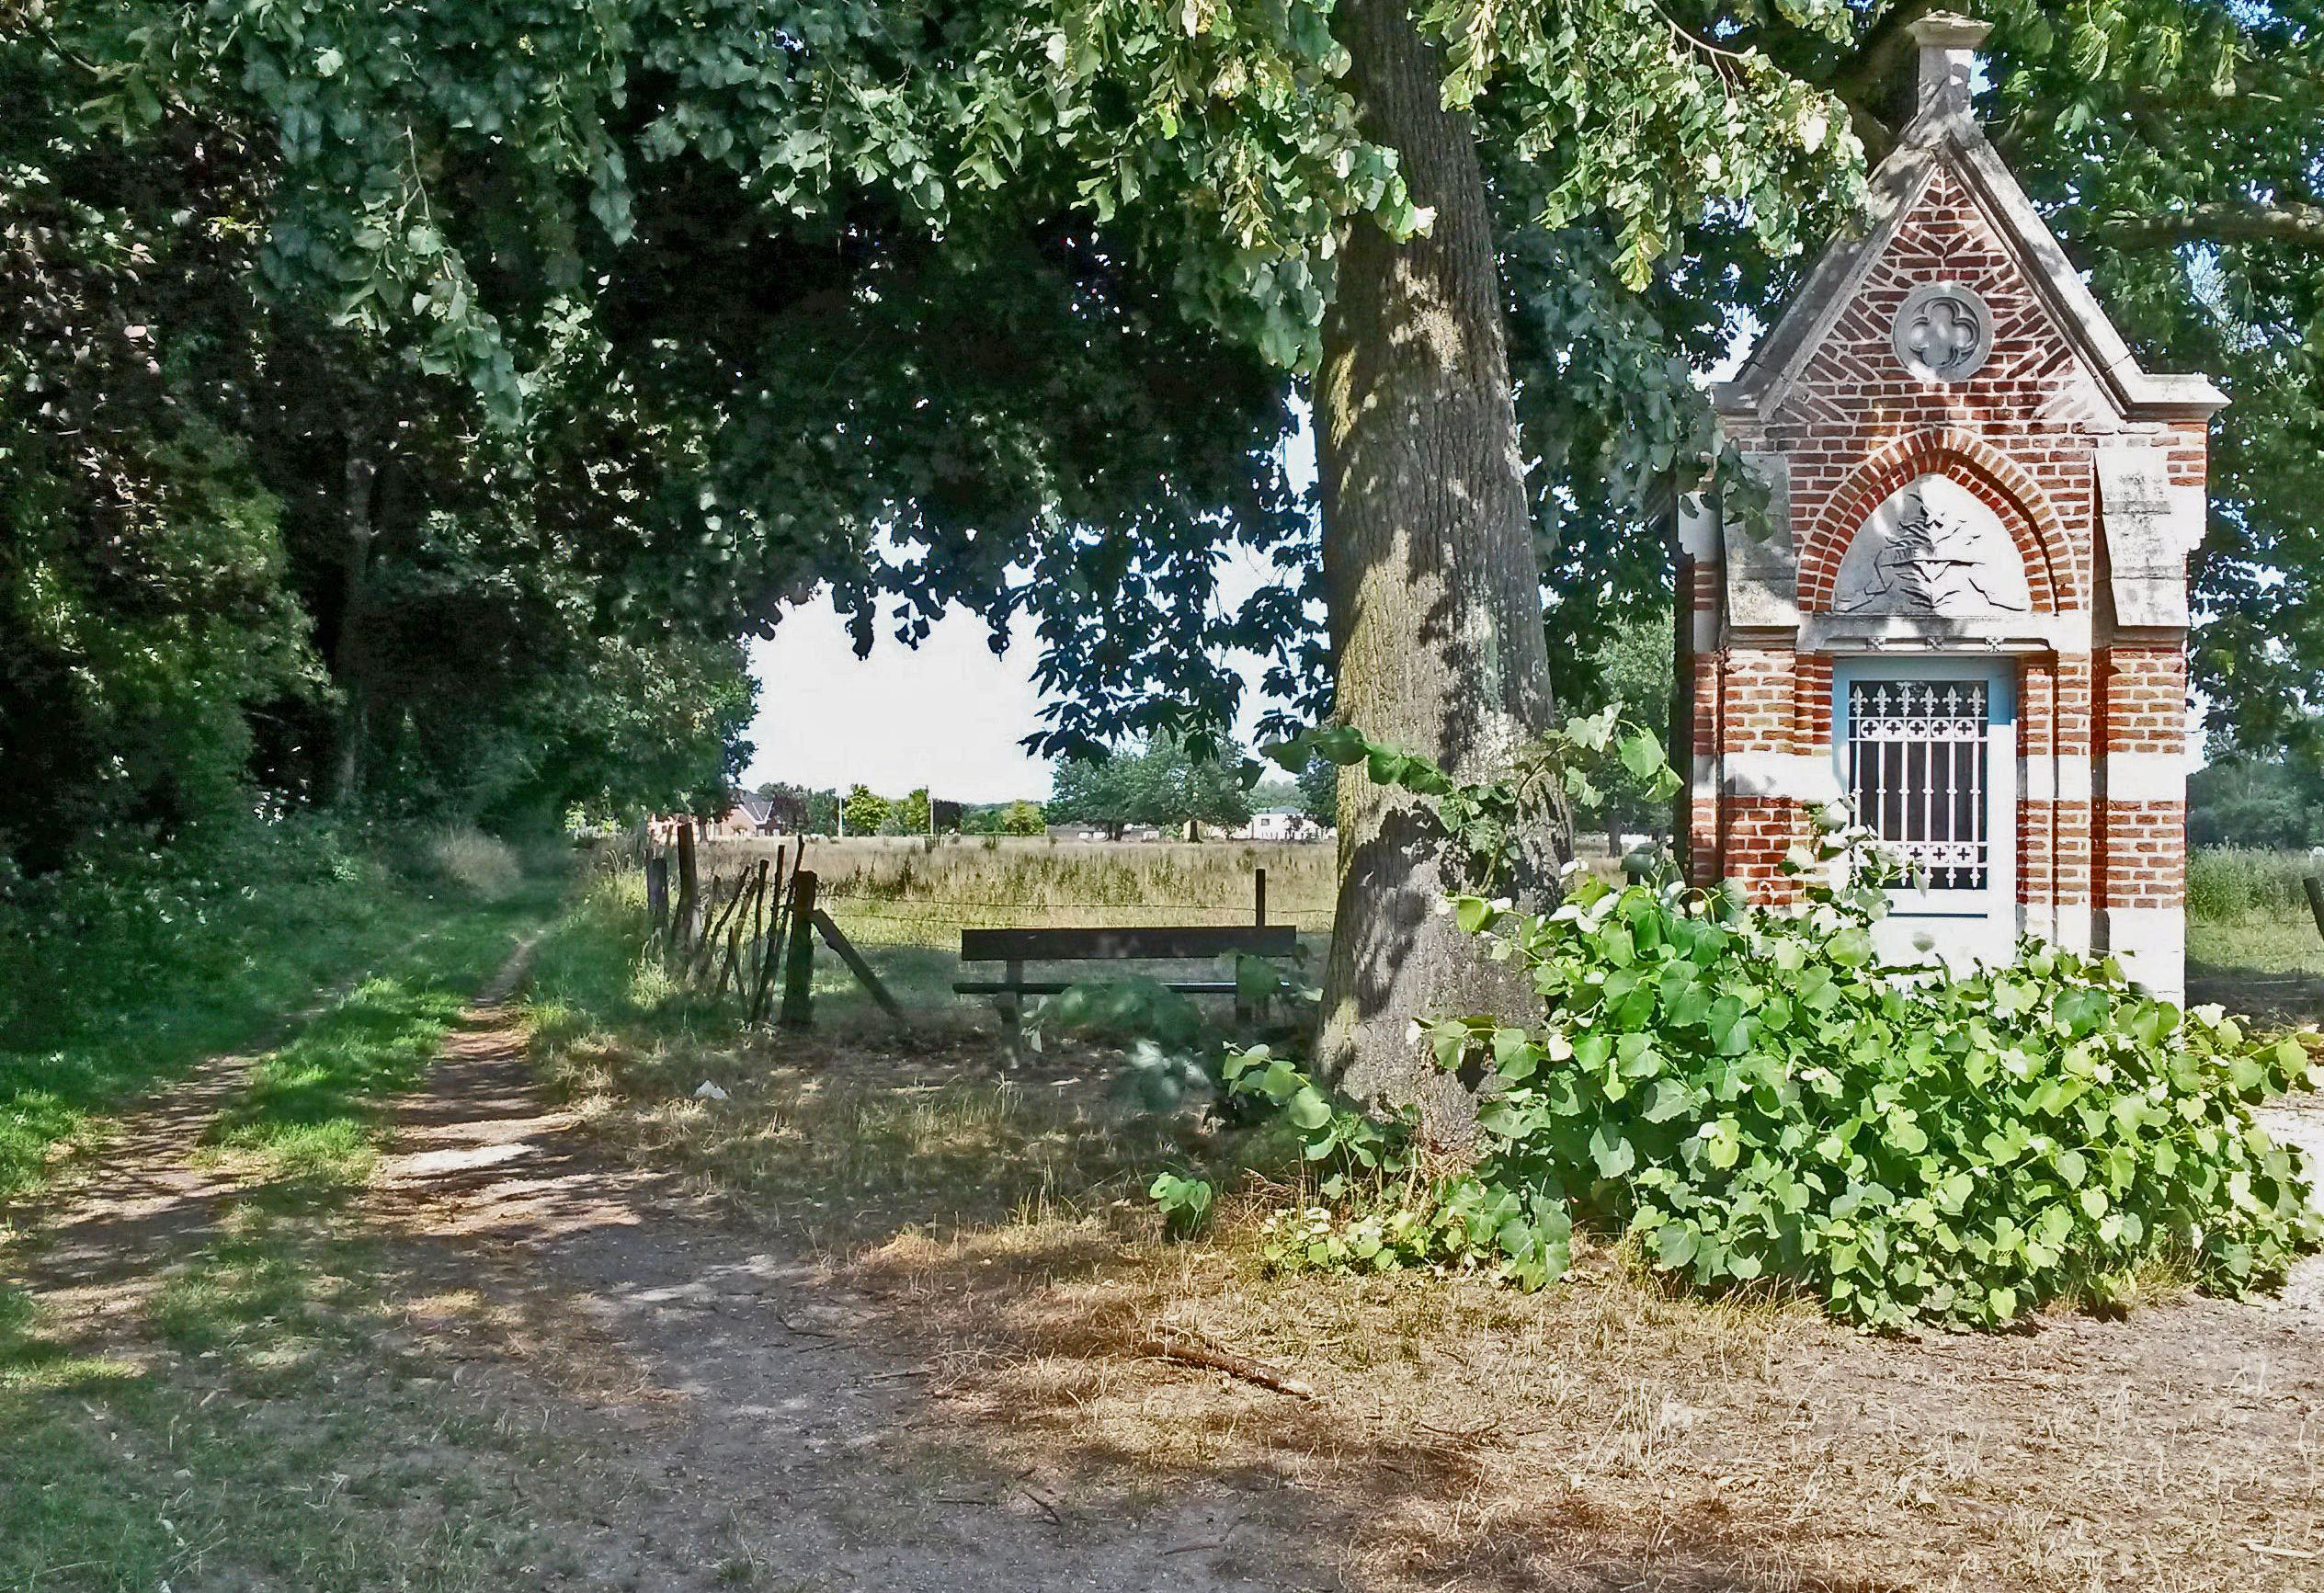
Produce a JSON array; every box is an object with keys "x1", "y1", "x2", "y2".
[
  {"x1": 690, "y1": 836, "x2": 1339, "y2": 928},
  {"x1": 2187, "y1": 847, "x2": 2319, "y2": 922}
]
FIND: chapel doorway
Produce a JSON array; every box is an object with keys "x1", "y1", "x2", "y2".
[{"x1": 1832, "y1": 660, "x2": 2018, "y2": 969}]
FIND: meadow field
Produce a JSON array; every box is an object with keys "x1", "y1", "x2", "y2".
[{"x1": 656, "y1": 836, "x2": 2324, "y2": 1029}]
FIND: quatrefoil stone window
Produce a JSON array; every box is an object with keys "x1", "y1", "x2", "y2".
[{"x1": 1892, "y1": 282, "x2": 1992, "y2": 381}]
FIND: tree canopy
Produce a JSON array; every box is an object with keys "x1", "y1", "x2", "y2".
[
  {"x1": 1048, "y1": 735, "x2": 1256, "y2": 838},
  {"x1": 17, "y1": 0, "x2": 2324, "y2": 1107},
  {"x1": 40, "y1": 1, "x2": 2316, "y2": 760},
  {"x1": 1051, "y1": 734, "x2": 1251, "y2": 836},
  {"x1": 2, "y1": 15, "x2": 754, "y2": 869}
]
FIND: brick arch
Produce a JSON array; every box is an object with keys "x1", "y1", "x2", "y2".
[{"x1": 1797, "y1": 427, "x2": 2071, "y2": 615}]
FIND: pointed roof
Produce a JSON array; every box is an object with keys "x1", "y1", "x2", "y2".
[{"x1": 1714, "y1": 15, "x2": 2225, "y2": 424}]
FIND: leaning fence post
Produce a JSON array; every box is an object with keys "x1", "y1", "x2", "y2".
[
  {"x1": 675, "y1": 822, "x2": 701, "y2": 952},
  {"x1": 779, "y1": 870, "x2": 819, "y2": 1030},
  {"x1": 645, "y1": 854, "x2": 670, "y2": 942}
]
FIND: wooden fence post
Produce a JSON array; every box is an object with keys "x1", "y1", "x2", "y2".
[
  {"x1": 779, "y1": 870, "x2": 819, "y2": 1030},
  {"x1": 645, "y1": 854, "x2": 669, "y2": 941},
  {"x1": 1254, "y1": 867, "x2": 1268, "y2": 928},
  {"x1": 675, "y1": 822, "x2": 701, "y2": 951},
  {"x1": 2305, "y1": 874, "x2": 2324, "y2": 943}
]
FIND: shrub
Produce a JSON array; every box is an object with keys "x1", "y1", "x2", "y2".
[
  {"x1": 1171, "y1": 723, "x2": 2324, "y2": 1330},
  {"x1": 417, "y1": 825, "x2": 523, "y2": 901}
]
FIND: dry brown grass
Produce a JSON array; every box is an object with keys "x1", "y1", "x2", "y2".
[
  {"x1": 696, "y1": 836, "x2": 1339, "y2": 938},
  {"x1": 847, "y1": 1198, "x2": 2324, "y2": 1593},
  {"x1": 533, "y1": 1001, "x2": 2324, "y2": 1593}
]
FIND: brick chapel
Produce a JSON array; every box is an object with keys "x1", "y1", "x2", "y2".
[{"x1": 1678, "y1": 13, "x2": 2224, "y2": 1000}]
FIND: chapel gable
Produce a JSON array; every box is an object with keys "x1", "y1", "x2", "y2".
[{"x1": 1675, "y1": 12, "x2": 2227, "y2": 1000}]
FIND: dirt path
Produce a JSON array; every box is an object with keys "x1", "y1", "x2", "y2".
[
  {"x1": 6, "y1": 944, "x2": 1273, "y2": 1589},
  {"x1": 6, "y1": 932, "x2": 446, "y2": 1323},
  {"x1": 361, "y1": 948, "x2": 1276, "y2": 1589},
  {"x1": 15, "y1": 944, "x2": 2324, "y2": 1593},
  {"x1": 2263, "y1": 1094, "x2": 2324, "y2": 1316}
]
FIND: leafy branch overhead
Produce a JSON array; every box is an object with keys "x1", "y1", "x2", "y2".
[{"x1": 47, "y1": 2, "x2": 2324, "y2": 761}]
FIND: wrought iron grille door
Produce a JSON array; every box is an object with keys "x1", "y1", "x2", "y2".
[{"x1": 1846, "y1": 679, "x2": 1990, "y2": 891}]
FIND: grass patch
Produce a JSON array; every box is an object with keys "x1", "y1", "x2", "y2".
[
  {"x1": 678, "y1": 835, "x2": 1339, "y2": 945},
  {"x1": 0, "y1": 818, "x2": 559, "y2": 1202},
  {"x1": 2189, "y1": 846, "x2": 2319, "y2": 923},
  {"x1": 202, "y1": 896, "x2": 535, "y2": 1188},
  {"x1": 526, "y1": 873, "x2": 1199, "y2": 1246},
  {"x1": 0, "y1": 1212, "x2": 569, "y2": 1593}
]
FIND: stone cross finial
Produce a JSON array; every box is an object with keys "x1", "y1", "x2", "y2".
[{"x1": 1907, "y1": 11, "x2": 1992, "y2": 113}]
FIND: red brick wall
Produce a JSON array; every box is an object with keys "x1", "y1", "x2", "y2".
[
  {"x1": 2095, "y1": 647, "x2": 2189, "y2": 911},
  {"x1": 1692, "y1": 159, "x2": 2196, "y2": 943}
]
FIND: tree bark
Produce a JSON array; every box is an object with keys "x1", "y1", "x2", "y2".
[
  {"x1": 329, "y1": 431, "x2": 379, "y2": 807},
  {"x1": 1314, "y1": 0, "x2": 1568, "y2": 1146}
]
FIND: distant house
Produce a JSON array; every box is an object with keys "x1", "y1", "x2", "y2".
[
  {"x1": 759, "y1": 789, "x2": 814, "y2": 833},
  {"x1": 1044, "y1": 822, "x2": 1166, "y2": 843},
  {"x1": 1232, "y1": 809, "x2": 1327, "y2": 843},
  {"x1": 712, "y1": 795, "x2": 774, "y2": 837}
]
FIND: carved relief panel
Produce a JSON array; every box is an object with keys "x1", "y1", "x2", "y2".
[{"x1": 1832, "y1": 475, "x2": 2031, "y2": 618}]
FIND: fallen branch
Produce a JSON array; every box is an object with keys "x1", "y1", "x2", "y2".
[
  {"x1": 1136, "y1": 1329, "x2": 1316, "y2": 1400},
  {"x1": 2245, "y1": 1541, "x2": 2318, "y2": 1562}
]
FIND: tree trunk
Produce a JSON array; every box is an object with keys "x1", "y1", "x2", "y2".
[
  {"x1": 329, "y1": 431, "x2": 379, "y2": 807},
  {"x1": 1314, "y1": 0, "x2": 1568, "y2": 1146}
]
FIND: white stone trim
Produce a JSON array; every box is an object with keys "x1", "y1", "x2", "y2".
[
  {"x1": 1725, "y1": 454, "x2": 1801, "y2": 631},
  {"x1": 1691, "y1": 608, "x2": 1722, "y2": 654},
  {"x1": 1678, "y1": 492, "x2": 1722, "y2": 561},
  {"x1": 2097, "y1": 448, "x2": 2205, "y2": 629},
  {"x1": 2022, "y1": 902, "x2": 2094, "y2": 954},
  {"x1": 2098, "y1": 905, "x2": 2187, "y2": 1001},
  {"x1": 2103, "y1": 752, "x2": 2190, "y2": 803},
  {"x1": 1799, "y1": 611, "x2": 2091, "y2": 656},
  {"x1": 2019, "y1": 758, "x2": 2090, "y2": 803},
  {"x1": 2053, "y1": 902, "x2": 2094, "y2": 954},
  {"x1": 1722, "y1": 752, "x2": 1843, "y2": 804}
]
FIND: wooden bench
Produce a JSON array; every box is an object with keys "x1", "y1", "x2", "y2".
[{"x1": 954, "y1": 923, "x2": 1300, "y2": 1028}]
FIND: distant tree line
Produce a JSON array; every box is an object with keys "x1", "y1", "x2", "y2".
[
  {"x1": 2190, "y1": 756, "x2": 2324, "y2": 851},
  {"x1": 1047, "y1": 735, "x2": 1257, "y2": 840},
  {"x1": 752, "y1": 782, "x2": 1042, "y2": 837}
]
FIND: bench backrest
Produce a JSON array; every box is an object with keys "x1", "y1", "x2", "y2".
[{"x1": 958, "y1": 926, "x2": 1298, "y2": 963}]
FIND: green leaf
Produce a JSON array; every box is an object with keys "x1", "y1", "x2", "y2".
[
  {"x1": 1828, "y1": 927, "x2": 1874, "y2": 967},
  {"x1": 1589, "y1": 1124, "x2": 1635, "y2": 1178},
  {"x1": 1287, "y1": 1087, "x2": 1334, "y2": 1132},
  {"x1": 1491, "y1": 1028, "x2": 1539, "y2": 1080},
  {"x1": 1642, "y1": 1077, "x2": 1693, "y2": 1123},
  {"x1": 1702, "y1": 1117, "x2": 1742, "y2": 1171},
  {"x1": 1619, "y1": 730, "x2": 1667, "y2": 779}
]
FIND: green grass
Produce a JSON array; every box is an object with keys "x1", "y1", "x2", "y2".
[
  {"x1": 0, "y1": 1213, "x2": 568, "y2": 1593},
  {"x1": 199, "y1": 896, "x2": 544, "y2": 1188},
  {"x1": 0, "y1": 842, "x2": 568, "y2": 1591},
  {"x1": 0, "y1": 819, "x2": 559, "y2": 1201},
  {"x1": 524, "y1": 874, "x2": 1198, "y2": 1246}
]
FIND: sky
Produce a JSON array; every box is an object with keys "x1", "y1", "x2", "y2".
[
  {"x1": 738, "y1": 541, "x2": 1294, "y2": 803},
  {"x1": 738, "y1": 416, "x2": 1317, "y2": 804}
]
